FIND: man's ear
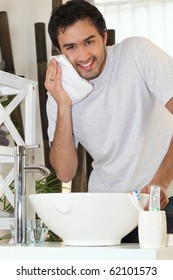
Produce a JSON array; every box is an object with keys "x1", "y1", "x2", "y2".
[{"x1": 103, "y1": 31, "x2": 108, "y2": 46}]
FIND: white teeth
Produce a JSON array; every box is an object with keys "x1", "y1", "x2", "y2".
[{"x1": 80, "y1": 61, "x2": 92, "y2": 67}]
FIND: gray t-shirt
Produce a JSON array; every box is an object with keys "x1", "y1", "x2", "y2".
[{"x1": 47, "y1": 37, "x2": 173, "y2": 196}]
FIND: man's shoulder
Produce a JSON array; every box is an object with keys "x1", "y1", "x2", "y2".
[
  {"x1": 107, "y1": 37, "x2": 151, "y2": 54},
  {"x1": 119, "y1": 36, "x2": 151, "y2": 48},
  {"x1": 111, "y1": 36, "x2": 155, "y2": 59}
]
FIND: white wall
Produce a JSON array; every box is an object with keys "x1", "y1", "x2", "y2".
[{"x1": 0, "y1": 0, "x2": 53, "y2": 81}]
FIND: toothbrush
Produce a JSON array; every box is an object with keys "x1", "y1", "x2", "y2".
[
  {"x1": 149, "y1": 186, "x2": 160, "y2": 211},
  {"x1": 131, "y1": 190, "x2": 144, "y2": 211}
]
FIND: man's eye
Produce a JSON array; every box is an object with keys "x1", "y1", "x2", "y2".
[
  {"x1": 66, "y1": 45, "x2": 76, "y2": 51},
  {"x1": 86, "y1": 40, "x2": 94, "y2": 46}
]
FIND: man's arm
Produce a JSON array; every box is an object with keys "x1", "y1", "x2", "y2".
[
  {"x1": 141, "y1": 97, "x2": 173, "y2": 208},
  {"x1": 45, "y1": 59, "x2": 78, "y2": 182},
  {"x1": 49, "y1": 104, "x2": 78, "y2": 182}
]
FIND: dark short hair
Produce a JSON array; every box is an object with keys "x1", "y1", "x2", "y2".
[{"x1": 48, "y1": 0, "x2": 107, "y2": 50}]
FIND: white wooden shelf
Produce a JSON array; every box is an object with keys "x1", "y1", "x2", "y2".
[{"x1": 0, "y1": 242, "x2": 173, "y2": 260}]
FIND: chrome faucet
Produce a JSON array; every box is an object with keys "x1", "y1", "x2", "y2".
[
  {"x1": 14, "y1": 145, "x2": 50, "y2": 245},
  {"x1": 25, "y1": 164, "x2": 50, "y2": 176}
]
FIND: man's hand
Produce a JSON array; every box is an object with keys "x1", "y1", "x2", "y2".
[{"x1": 44, "y1": 58, "x2": 71, "y2": 106}]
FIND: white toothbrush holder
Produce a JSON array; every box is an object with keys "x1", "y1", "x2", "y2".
[{"x1": 138, "y1": 210, "x2": 167, "y2": 249}]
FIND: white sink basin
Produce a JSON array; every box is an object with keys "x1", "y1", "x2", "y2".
[{"x1": 29, "y1": 192, "x2": 148, "y2": 246}]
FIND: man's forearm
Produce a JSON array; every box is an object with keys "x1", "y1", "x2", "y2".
[
  {"x1": 150, "y1": 136, "x2": 173, "y2": 190},
  {"x1": 50, "y1": 105, "x2": 78, "y2": 182},
  {"x1": 141, "y1": 136, "x2": 173, "y2": 209},
  {"x1": 150, "y1": 97, "x2": 173, "y2": 189},
  {"x1": 141, "y1": 99, "x2": 173, "y2": 209}
]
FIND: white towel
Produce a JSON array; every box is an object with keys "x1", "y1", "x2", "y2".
[{"x1": 50, "y1": 55, "x2": 93, "y2": 105}]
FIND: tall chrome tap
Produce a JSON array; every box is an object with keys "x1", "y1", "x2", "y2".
[{"x1": 14, "y1": 145, "x2": 50, "y2": 245}]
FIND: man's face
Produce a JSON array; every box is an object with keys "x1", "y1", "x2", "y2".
[{"x1": 58, "y1": 19, "x2": 107, "y2": 80}]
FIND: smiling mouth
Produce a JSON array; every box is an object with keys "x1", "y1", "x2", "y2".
[{"x1": 77, "y1": 58, "x2": 95, "y2": 70}]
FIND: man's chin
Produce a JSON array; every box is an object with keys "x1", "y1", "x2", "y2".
[{"x1": 78, "y1": 71, "x2": 99, "y2": 80}]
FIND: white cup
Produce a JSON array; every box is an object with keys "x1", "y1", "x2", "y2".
[{"x1": 138, "y1": 211, "x2": 167, "y2": 249}]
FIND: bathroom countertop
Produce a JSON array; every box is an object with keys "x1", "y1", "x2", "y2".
[{"x1": 0, "y1": 242, "x2": 173, "y2": 260}]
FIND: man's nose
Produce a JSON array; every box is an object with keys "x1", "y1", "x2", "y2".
[{"x1": 76, "y1": 46, "x2": 90, "y2": 62}]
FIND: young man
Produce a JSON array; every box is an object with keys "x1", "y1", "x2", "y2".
[{"x1": 45, "y1": 0, "x2": 173, "y2": 237}]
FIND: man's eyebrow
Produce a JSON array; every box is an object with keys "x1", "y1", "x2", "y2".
[
  {"x1": 84, "y1": 35, "x2": 96, "y2": 41},
  {"x1": 63, "y1": 42, "x2": 75, "y2": 48},
  {"x1": 62, "y1": 35, "x2": 96, "y2": 48}
]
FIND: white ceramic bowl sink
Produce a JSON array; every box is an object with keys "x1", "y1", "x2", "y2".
[{"x1": 29, "y1": 192, "x2": 148, "y2": 246}]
